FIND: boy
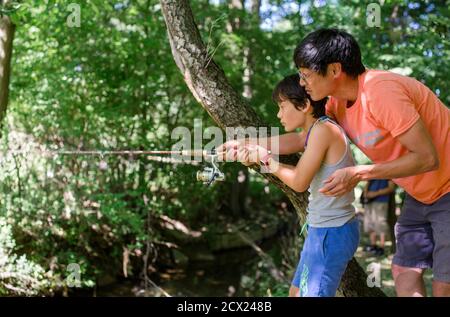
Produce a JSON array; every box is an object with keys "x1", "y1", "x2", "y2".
[{"x1": 220, "y1": 74, "x2": 360, "y2": 297}]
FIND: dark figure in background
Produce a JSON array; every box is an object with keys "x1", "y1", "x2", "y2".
[{"x1": 363, "y1": 180, "x2": 395, "y2": 256}]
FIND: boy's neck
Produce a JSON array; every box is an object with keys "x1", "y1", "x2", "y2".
[{"x1": 302, "y1": 115, "x2": 319, "y2": 132}]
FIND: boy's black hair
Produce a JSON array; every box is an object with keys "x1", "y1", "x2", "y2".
[
  {"x1": 294, "y1": 28, "x2": 365, "y2": 78},
  {"x1": 272, "y1": 74, "x2": 328, "y2": 119}
]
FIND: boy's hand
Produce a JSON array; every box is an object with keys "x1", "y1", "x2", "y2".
[
  {"x1": 236, "y1": 147, "x2": 253, "y2": 166},
  {"x1": 244, "y1": 144, "x2": 270, "y2": 164},
  {"x1": 217, "y1": 140, "x2": 244, "y2": 162},
  {"x1": 217, "y1": 140, "x2": 253, "y2": 164},
  {"x1": 216, "y1": 141, "x2": 272, "y2": 168},
  {"x1": 246, "y1": 144, "x2": 279, "y2": 173},
  {"x1": 233, "y1": 145, "x2": 260, "y2": 166}
]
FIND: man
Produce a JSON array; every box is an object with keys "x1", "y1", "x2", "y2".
[{"x1": 294, "y1": 28, "x2": 449, "y2": 297}]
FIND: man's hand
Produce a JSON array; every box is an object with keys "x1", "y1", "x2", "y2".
[{"x1": 319, "y1": 166, "x2": 368, "y2": 196}]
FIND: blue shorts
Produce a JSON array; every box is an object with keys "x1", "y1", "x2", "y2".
[{"x1": 291, "y1": 217, "x2": 360, "y2": 297}]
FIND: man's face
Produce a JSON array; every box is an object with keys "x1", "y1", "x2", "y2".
[{"x1": 298, "y1": 66, "x2": 334, "y2": 101}]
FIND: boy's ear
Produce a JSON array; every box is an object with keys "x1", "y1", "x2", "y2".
[
  {"x1": 329, "y1": 63, "x2": 342, "y2": 78},
  {"x1": 302, "y1": 99, "x2": 312, "y2": 113}
]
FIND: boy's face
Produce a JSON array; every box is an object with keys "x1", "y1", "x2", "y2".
[
  {"x1": 298, "y1": 65, "x2": 335, "y2": 101},
  {"x1": 276, "y1": 99, "x2": 307, "y2": 132}
]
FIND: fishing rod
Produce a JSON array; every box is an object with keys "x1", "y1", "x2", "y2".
[
  {"x1": 7, "y1": 148, "x2": 227, "y2": 186},
  {"x1": 57, "y1": 149, "x2": 226, "y2": 186}
]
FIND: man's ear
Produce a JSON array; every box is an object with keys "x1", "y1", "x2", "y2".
[{"x1": 329, "y1": 63, "x2": 342, "y2": 78}]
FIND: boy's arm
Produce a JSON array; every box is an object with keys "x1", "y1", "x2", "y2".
[
  {"x1": 270, "y1": 125, "x2": 329, "y2": 192},
  {"x1": 218, "y1": 131, "x2": 306, "y2": 158},
  {"x1": 265, "y1": 131, "x2": 307, "y2": 155}
]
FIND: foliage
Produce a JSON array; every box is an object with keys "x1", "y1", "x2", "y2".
[{"x1": 0, "y1": 217, "x2": 49, "y2": 296}]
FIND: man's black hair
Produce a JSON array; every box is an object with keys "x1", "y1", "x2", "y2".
[
  {"x1": 272, "y1": 74, "x2": 328, "y2": 119},
  {"x1": 294, "y1": 28, "x2": 365, "y2": 78}
]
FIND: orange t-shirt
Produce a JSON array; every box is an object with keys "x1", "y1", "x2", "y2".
[{"x1": 326, "y1": 70, "x2": 450, "y2": 204}]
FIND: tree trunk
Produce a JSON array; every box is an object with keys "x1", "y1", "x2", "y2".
[
  {"x1": 250, "y1": 0, "x2": 262, "y2": 18},
  {"x1": 160, "y1": 0, "x2": 385, "y2": 297},
  {"x1": 0, "y1": 8, "x2": 16, "y2": 139},
  {"x1": 242, "y1": 0, "x2": 260, "y2": 99},
  {"x1": 226, "y1": 0, "x2": 244, "y2": 33}
]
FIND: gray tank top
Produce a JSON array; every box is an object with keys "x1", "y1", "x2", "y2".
[{"x1": 306, "y1": 117, "x2": 356, "y2": 228}]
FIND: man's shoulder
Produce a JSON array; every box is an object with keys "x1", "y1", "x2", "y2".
[
  {"x1": 361, "y1": 70, "x2": 415, "y2": 112},
  {"x1": 362, "y1": 69, "x2": 415, "y2": 91}
]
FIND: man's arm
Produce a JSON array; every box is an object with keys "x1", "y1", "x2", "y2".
[
  {"x1": 356, "y1": 119, "x2": 438, "y2": 179},
  {"x1": 320, "y1": 119, "x2": 439, "y2": 196}
]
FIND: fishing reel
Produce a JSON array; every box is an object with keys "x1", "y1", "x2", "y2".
[{"x1": 196, "y1": 148, "x2": 225, "y2": 186}]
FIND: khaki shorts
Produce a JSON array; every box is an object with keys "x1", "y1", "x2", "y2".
[{"x1": 363, "y1": 202, "x2": 388, "y2": 234}]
